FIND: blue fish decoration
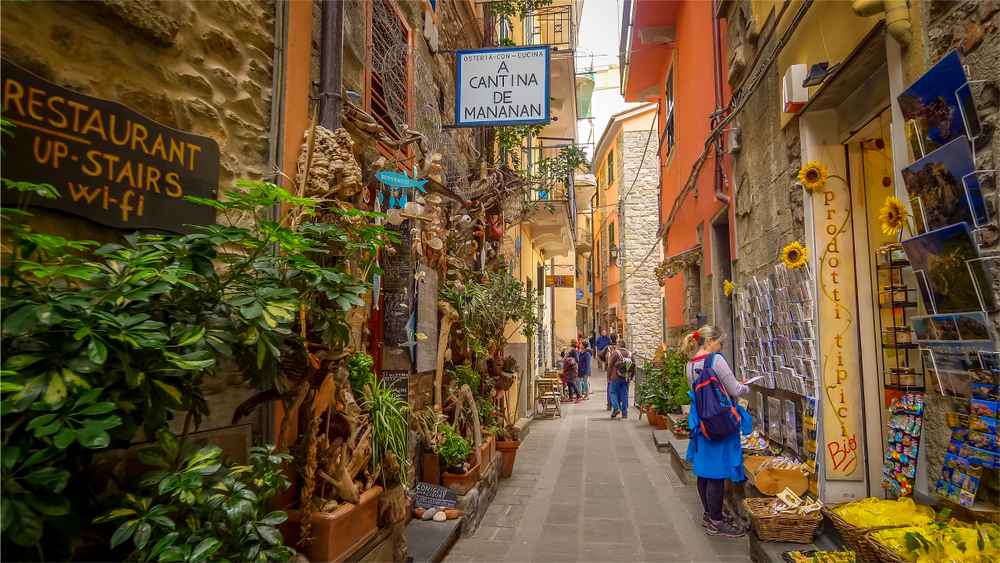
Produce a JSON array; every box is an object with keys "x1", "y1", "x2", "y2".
[{"x1": 376, "y1": 170, "x2": 428, "y2": 193}]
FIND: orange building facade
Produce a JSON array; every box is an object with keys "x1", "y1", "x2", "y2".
[{"x1": 620, "y1": 0, "x2": 737, "y2": 352}]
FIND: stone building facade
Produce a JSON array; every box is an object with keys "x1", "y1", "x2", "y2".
[
  {"x1": 720, "y1": 0, "x2": 998, "y2": 507},
  {"x1": 0, "y1": 0, "x2": 276, "y2": 442},
  {"x1": 620, "y1": 129, "x2": 663, "y2": 358}
]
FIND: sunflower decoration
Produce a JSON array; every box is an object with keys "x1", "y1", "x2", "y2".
[
  {"x1": 723, "y1": 279, "x2": 734, "y2": 298},
  {"x1": 781, "y1": 241, "x2": 808, "y2": 269},
  {"x1": 797, "y1": 161, "x2": 829, "y2": 193},
  {"x1": 879, "y1": 195, "x2": 910, "y2": 237}
]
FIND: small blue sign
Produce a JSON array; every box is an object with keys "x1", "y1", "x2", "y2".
[
  {"x1": 576, "y1": 289, "x2": 584, "y2": 301},
  {"x1": 375, "y1": 170, "x2": 428, "y2": 193}
]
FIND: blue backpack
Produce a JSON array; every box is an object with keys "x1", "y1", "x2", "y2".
[{"x1": 690, "y1": 353, "x2": 741, "y2": 441}]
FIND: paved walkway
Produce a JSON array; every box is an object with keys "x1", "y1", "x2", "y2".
[{"x1": 444, "y1": 370, "x2": 752, "y2": 563}]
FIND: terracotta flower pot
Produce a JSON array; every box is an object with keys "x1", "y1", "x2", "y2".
[
  {"x1": 673, "y1": 428, "x2": 688, "y2": 440},
  {"x1": 645, "y1": 407, "x2": 658, "y2": 426},
  {"x1": 423, "y1": 452, "x2": 442, "y2": 486},
  {"x1": 281, "y1": 486, "x2": 382, "y2": 563},
  {"x1": 468, "y1": 435, "x2": 493, "y2": 466},
  {"x1": 656, "y1": 414, "x2": 669, "y2": 431},
  {"x1": 496, "y1": 439, "x2": 520, "y2": 478},
  {"x1": 442, "y1": 462, "x2": 481, "y2": 496}
]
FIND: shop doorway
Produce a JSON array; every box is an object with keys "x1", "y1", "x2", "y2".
[{"x1": 846, "y1": 106, "x2": 926, "y2": 494}]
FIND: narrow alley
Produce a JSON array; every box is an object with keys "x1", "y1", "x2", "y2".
[{"x1": 444, "y1": 371, "x2": 751, "y2": 563}]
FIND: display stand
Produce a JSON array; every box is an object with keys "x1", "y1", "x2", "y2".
[{"x1": 875, "y1": 244, "x2": 925, "y2": 392}]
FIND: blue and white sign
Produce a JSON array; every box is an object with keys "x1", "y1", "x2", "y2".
[
  {"x1": 456, "y1": 46, "x2": 550, "y2": 127},
  {"x1": 576, "y1": 289, "x2": 584, "y2": 301}
]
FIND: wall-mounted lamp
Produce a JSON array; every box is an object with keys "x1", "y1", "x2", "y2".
[
  {"x1": 803, "y1": 62, "x2": 838, "y2": 88},
  {"x1": 609, "y1": 244, "x2": 620, "y2": 264}
]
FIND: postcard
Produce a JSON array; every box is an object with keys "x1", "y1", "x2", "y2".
[
  {"x1": 941, "y1": 466, "x2": 954, "y2": 483},
  {"x1": 956, "y1": 312, "x2": 991, "y2": 341},
  {"x1": 972, "y1": 399, "x2": 998, "y2": 419},
  {"x1": 912, "y1": 316, "x2": 938, "y2": 341},
  {"x1": 945, "y1": 453, "x2": 968, "y2": 471},
  {"x1": 980, "y1": 351, "x2": 999, "y2": 375},
  {"x1": 952, "y1": 427, "x2": 969, "y2": 441},
  {"x1": 949, "y1": 439, "x2": 965, "y2": 455},
  {"x1": 902, "y1": 136, "x2": 988, "y2": 231},
  {"x1": 951, "y1": 470, "x2": 966, "y2": 487},
  {"x1": 939, "y1": 370, "x2": 956, "y2": 397},
  {"x1": 967, "y1": 446, "x2": 994, "y2": 468},
  {"x1": 925, "y1": 341, "x2": 997, "y2": 375},
  {"x1": 947, "y1": 484, "x2": 963, "y2": 503},
  {"x1": 933, "y1": 315, "x2": 960, "y2": 340},
  {"x1": 968, "y1": 430, "x2": 995, "y2": 451},
  {"x1": 901, "y1": 222, "x2": 998, "y2": 313},
  {"x1": 936, "y1": 479, "x2": 950, "y2": 497},
  {"x1": 973, "y1": 383, "x2": 998, "y2": 401},
  {"x1": 959, "y1": 490, "x2": 976, "y2": 509},
  {"x1": 898, "y1": 50, "x2": 981, "y2": 154},
  {"x1": 929, "y1": 369, "x2": 943, "y2": 394}
]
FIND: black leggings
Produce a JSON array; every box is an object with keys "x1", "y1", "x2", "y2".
[{"x1": 697, "y1": 477, "x2": 726, "y2": 521}]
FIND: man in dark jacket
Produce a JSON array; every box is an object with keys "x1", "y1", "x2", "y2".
[
  {"x1": 563, "y1": 341, "x2": 583, "y2": 403},
  {"x1": 606, "y1": 340, "x2": 635, "y2": 419},
  {"x1": 595, "y1": 329, "x2": 611, "y2": 369},
  {"x1": 578, "y1": 342, "x2": 593, "y2": 398}
]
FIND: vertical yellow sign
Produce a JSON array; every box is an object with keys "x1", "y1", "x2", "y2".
[{"x1": 815, "y1": 180, "x2": 865, "y2": 481}]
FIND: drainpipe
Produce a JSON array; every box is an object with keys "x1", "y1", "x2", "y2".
[
  {"x1": 711, "y1": 0, "x2": 730, "y2": 204},
  {"x1": 852, "y1": 0, "x2": 911, "y2": 46},
  {"x1": 319, "y1": 0, "x2": 344, "y2": 128}
]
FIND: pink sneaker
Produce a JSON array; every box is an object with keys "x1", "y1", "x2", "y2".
[{"x1": 575, "y1": 398, "x2": 582, "y2": 403}]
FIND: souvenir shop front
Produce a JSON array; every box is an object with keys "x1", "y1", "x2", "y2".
[{"x1": 732, "y1": 27, "x2": 998, "y2": 557}]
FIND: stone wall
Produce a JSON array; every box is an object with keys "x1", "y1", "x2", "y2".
[
  {"x1": 620, "y1": 129, "x2": 662, "y2": 357},
  {"x1": 0, "y1": 0, "x2": 276, "y2": 437}
]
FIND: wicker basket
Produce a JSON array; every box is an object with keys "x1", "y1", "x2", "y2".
[
  {"x1": 745, "y1": 497, "x2": 823, "y2": 544},
  {"x1": 820, "y1": 503, "x2": 897, "y2": 562},
  {"x1": 862, "y1": 529, "x2": 908, "y2": 563},
  {"x1": 495, "y1": 371, "x2": 516, "y2": 391}
]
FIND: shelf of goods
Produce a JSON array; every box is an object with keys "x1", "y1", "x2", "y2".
[{"x1": 875, "y1": 243, "x2": 925, "y2": 392}]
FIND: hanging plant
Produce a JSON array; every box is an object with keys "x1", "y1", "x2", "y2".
[
  {"x1": 879, "y1": 195, "x2": 910, "y2": 237},
  {"x1": 781, "y1": 241, "x2": 808, "y2": 269},
  {"x1": 724, "y1": 279, "x2": 735, "y2": 298},
  {"x1": 797, "y1": 161, "x2": 829, "y2": 193}
]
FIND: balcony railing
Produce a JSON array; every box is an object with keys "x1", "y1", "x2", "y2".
[
  {"x1": 577, "y1": 227, "x2": 592, "y2": 247},
  {"x1": 522, "y1": 5, "x2": 575, "y2": 51}
]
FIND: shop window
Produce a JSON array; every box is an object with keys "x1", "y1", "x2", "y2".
[
  {"x1": 663, "y1": 67, "x2": 675, "y2": 156},
  {"x1": 366, "y1": 0, "x2": 412, "y2": 155}
]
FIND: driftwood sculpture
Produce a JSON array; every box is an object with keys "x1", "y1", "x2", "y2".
[
  {"x1": 435, "y1": 300, "x2": 460, "y2": 409},
  {"x1": 454, "y1": 384, "x2": 482, "y2": 468}
]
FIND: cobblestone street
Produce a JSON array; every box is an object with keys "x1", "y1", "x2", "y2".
[{"x1": 444, "y1": 371, "x2": 752, "y2": 563}]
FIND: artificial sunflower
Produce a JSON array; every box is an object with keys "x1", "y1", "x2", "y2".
[
  {"x1": 724, "y1": 279, "x2": 734, "y2": 298},
  {"x1": 798, "y1": 161, "x2": 829, "y2": 193},
  {"x1": 781, "y1": 241, "x2": 808, "y2": 269},
  {"x1": 879, "y1": 195, "x2": 910, "y2": 237}
]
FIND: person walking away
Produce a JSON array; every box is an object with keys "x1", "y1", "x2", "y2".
[
  {"x1": 563, "y1": 342, "x2": 583, "y2": 403},
  {"x1": 595, "y1": 329, "x2": 611, "y2": 370},
  {"x1": 589, "y1": 331, "x2": 597, "y2": 356},
  {"x1": 605, "y1": 332, "x2": 619, "y2": 410},
  {"x1": 683, "y1": 325, "x2": 752, "y2": 538},
  {"x1": 606, "y1": 340, "x2": 635, "y2": 418},
  {"x1": 578, "y1": 342, "x2": 593, "y2": 398}
]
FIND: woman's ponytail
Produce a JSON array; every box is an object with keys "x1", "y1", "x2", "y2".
[
  {"x1": 681, "y1": 325, "x2": 727, "y2": 356},
  {"x1": 682, "y1": 332, "x2": 699, "y2": 355}
]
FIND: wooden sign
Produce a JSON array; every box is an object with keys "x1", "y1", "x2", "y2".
[
  {"x1": 415, "y1": 264, "x2": 439, "y2": 374},
  {"x1": 545, "y1": 275, "x2": 573, "y2": 288},
  {"x1": 0, "y1": 59, "x2": 220, "y2": 232},
  {"x1": 814, "y1": 177, "x2": 865, "y2": 481},
  {"x1": 413, "y1": 482, "x2": 457, "y2": 509}
]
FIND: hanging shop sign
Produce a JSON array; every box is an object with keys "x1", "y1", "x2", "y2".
[
  {"x1": 545, "y1": 275, "x2": 573, "y2": 288},
  {"x1": 576, "y1": 288, "x2": 584, "y2": 301},
  {"x1": 814, "y1": 176, "x2": 865, "y2": 481},
  {"x1": 456, "y1": 46, "x2": 550, "y2": 127},
  {"x1": 0, "y1": 59, "x2": 220, "y2": 232}
]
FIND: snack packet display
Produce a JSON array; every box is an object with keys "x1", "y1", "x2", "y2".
[
  {"x1": 783, "y1": 551, "x2": 855, "y2": 563},
  {"x1": 871, "y1": 521, "x2": 1000, "y2": 563}
]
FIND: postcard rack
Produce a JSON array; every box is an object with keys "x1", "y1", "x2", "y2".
[{"x1": 875, "y1": 243, "x2": 925, "y2": 391}]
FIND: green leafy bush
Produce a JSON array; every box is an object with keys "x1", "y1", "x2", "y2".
[
  {"x1": 96, "y1": 432, "x2": 294, "y2": 563},
  {"x1": 358, "y1": 373, "x2": 409, "y2": 484},
  {"x1": 437, "y1": 423, "x2": 471, "y2": 468}
]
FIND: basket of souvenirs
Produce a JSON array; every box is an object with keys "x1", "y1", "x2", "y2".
[{"x1": 745, "y1": 489, "x2": 823, "y2": 544}]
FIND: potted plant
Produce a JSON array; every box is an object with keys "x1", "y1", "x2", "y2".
[
  {"x1": 439, "y1": 423, "x2": 478, "y2": 495},
  {"x1": 673, "y1": 413, "x2": 692, "y2": 440}
]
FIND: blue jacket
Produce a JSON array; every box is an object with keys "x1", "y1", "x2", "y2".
[
  {"x1": 595, "y1": 335, "x2": 611, "y2": 350},
  {"x1": 578, "y1": 350, "x2": 592, "y2": 376},
  {"x1": 685, "y1": 389, "x2": 752, "y2": 481}
]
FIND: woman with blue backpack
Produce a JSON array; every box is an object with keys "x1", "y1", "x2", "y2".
[{"x1": 683, "y1": 325, "x2": 753, "y2": 539}]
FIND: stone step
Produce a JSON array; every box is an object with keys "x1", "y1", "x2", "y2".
[
  {"x1": 405, "y1": 518, "x2": 462, "y2": 563},
  {"x1": 652, "y1": 430, "x2": 696, "y2": 485}
]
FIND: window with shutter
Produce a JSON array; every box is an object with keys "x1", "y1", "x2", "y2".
[{"x1": 366, "y1": 0, "x2": 412, "y2": 158}]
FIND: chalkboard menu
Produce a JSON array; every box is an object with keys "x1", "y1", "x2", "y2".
[
  {"x1": 413, "y1": 482, "x2": 457, "y2": 509},
  {"x1": 382, "y1": 370, "x2": 409, "y2": 402},
  {"x1": 382, "y1": 223, "x2": 413, "y2": 382}
]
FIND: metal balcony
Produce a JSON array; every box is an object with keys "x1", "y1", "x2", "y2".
[
  {"x1": 577, "y1": 227, "x2": 593, "y2": 253},
  {"x1": 523, "y1": 5, "x2": 576, "y2": 51}
]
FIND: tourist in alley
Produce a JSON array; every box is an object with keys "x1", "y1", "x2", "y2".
[
  {"x1": 683, "y1": 325, "x2": 751, "y2": 538},
  {"x1": 578, "y1": 341, "x2": 593, "y2": 399},
  {"x1": 563, "y1": 341, "x2": 583, "y2": 403},
  {"x1": 606, "y1": 339, "x2": 635, "y2": 418}
]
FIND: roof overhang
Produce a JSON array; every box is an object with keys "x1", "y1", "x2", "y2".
[{"x1": 621, "y1": 0, "x2": 679, "y2": 101}]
